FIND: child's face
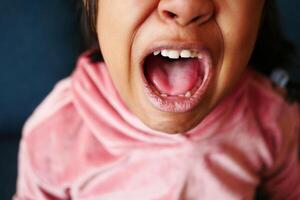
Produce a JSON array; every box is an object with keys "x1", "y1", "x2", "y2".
[{"x1": 96, "y1": 0, "x2": 265, "y2": 133}]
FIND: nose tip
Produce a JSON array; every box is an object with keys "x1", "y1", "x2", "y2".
[{"x1": 158, "y1": 0, "x2": 214, "y2": 26}]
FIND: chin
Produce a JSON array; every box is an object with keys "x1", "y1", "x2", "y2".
[
  {"x1": 146, "y1": 122, "x2": 190, "y2": 134},
  {"x1": 139, "y1": 110, "x2": 205, "y2": 134},
  {"x1": 145, "y1": 119, "x2": 197, "y2": 134}
]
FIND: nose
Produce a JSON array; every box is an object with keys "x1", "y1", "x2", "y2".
[{"x1": 158, "y1": 0, "x2": 214, "y2": 27}]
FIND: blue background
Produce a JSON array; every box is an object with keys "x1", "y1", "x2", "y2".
[
  {"x1": 0, "y1": 1, "x2": 82, "y2": 199},
  {"x1": 0, "y1": 0, "x2": 299, "y2": 199}
]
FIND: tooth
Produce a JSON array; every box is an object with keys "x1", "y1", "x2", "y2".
[
  {"x1": 198, "y1": 53, "x2": 204, "y2": 59},
  {"x1": 168, "y1": 50, "x2": 180, "y2": 59},
  {"x1": 153, "y1": 50, "x2": 160, "y2": 56},
  {"x1": 161, "y1": 93, "x2": 168, "y2": 97},
  {"x1": 185, "y1": 91, "x2": 192, "y2": 98},
  {"x1": 180, "y1": 50, "x2": 192, "y2": 58},
  {"x1": 191, "y1": 51, "x2": 198, "y2": 58},
  {"x1": 161, "y1": 50, "x2": 168, "y2": 57}
]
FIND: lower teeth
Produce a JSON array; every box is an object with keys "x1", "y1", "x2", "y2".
[
  {"x1": 185, "y1": 91, "x2": 192, "y2": 98},
  {"x1": 159, "y1": 91, "x2": 192, "y2": 98}
]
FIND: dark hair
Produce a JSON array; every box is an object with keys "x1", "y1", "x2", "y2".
[
  {"x1": 79, "y1": 0, "x2": 299, "y2": 101},
  {"x1": 250, "y1": 0, "x2": 296, "y2": 74},
  {"x1": 78, "y1": 0, "x2": 99, "y2": 50}
]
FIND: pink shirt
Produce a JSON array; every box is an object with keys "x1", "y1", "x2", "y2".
[{"x1": 14, "y1": 53, "x2": 300, "y2": 200}]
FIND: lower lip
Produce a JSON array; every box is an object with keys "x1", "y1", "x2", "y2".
[{"x1": 141, "y1": 51, "x2": 214, "y2": 113}]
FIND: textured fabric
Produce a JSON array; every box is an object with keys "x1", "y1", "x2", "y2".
[{"x1": 14, "y1": 53, "x2": 300, "y2": 200}]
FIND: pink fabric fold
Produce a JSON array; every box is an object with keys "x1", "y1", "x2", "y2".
[{"x1": 14, "y1": 53, "x2": 300, "y2": 200}]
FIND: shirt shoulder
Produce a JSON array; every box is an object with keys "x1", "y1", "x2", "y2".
[
  {"x1": 22, "y1": 78, "x2": 76, "y2": 135},
  {"x1": 246, "y1": 70, "x2": 299, "y2": 169},
  {"x1": 246, "y1": 70, "x2": 299, "y2": 128},
  {"x1": 20, "y1": 77, "x2": 85, "y2": 185}
]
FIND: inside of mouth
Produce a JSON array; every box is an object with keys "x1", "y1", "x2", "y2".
[{"x1": 144, "y1": 54, "x2": 205, "y2": 96}]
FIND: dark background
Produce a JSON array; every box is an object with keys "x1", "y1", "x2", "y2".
[{"x1": 0, "y1": 0, "x2": 299, "y2": 199}]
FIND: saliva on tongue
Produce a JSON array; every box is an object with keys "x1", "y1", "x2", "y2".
[{"x1": 145, "y1": 55, "x2": 202, "y2": 96}]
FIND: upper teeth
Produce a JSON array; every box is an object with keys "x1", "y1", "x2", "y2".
[{"x1": 153, "y1": 49, "x2": 200, "y2": 59}]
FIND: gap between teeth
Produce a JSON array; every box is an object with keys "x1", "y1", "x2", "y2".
[{"x1": 153, "y1": 49, "x2": 203, "y2": 59}]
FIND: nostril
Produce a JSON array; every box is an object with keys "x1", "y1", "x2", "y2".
[{"x1": 163, "y1": 10, "x2": 177, "y2": 19}]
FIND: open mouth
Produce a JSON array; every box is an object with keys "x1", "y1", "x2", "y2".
[{"x1": 141, "y1": 47, "x2": 213, "y2": 112}]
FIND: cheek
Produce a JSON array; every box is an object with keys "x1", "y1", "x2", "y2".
[
  {"x1": 97, "y1": 2, "x2": 132, "y2": 89},
  {"x1": 213, "y1": 0, "x2": 265, "y2": 93},
  {"x1": 96, "y1": 1, "x2": 158, "y2": 97}
]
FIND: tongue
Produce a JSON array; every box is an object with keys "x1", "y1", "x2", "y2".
[{"x1": 145, "y1": 56, "x2": 201, "y2": 95}]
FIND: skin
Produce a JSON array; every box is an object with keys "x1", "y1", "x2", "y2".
[{"x1": 96, "y1": 0, "x2": 265, "y2": 134}]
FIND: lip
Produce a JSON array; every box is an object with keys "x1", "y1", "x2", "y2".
[{"x1": 139, "y1": 41, "x2": 214, "y2": 112}]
